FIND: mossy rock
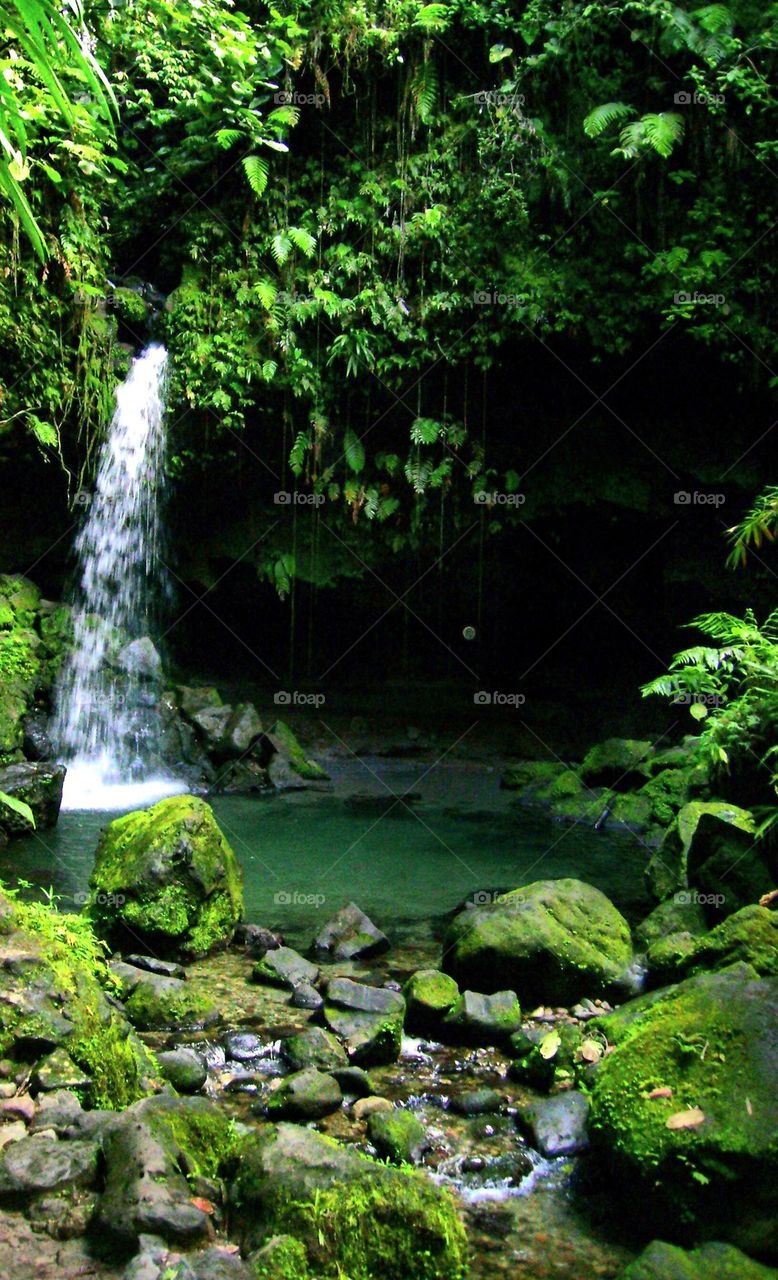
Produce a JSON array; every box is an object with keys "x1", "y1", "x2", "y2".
[
  {"x1": 367, "y1": 1108, "x2": 427, "y2": 1164},
  {"x1": 123, "y1": 974, "x2": 218, "y2": 1031},
  {"x1": 644, "y1": 931, "x2": 701, "y2": 986},
  {"x1": 646, "y1": 802, "x2": 755, "y2": 904},
  {"x1": 654, "y1": 906, "x2": 778, "y2": 984},
  {"x1": 88, "y1": 795, "x2": 244, "y2": 958},
  {"x1": 267, "y1": 720, "x2": 329, "y2": 781},
  {"x1": 249, "y1": 1235, "x2": 311, "y2": 1280},
  {"x1": 637, "y1": 768, "x2": 694, "y2": 830},
  {"x1": 0, "y1": 887, "x2": 156, "y2": 1109},
  {"x1": 618, "y1": 1239, "x2": 778, "y2": 1279},
  {"x1": 500, "y1": 760, "x2": 566, "y2": 799},
  {"x1": 443, "y1": 878, "x2": 633, "y2": 1007},
  {"x1": 0, "y1": 626, "x2": 43, "y2": 759},
  {"x1": 635, "y1": 898, "x2": 708, "y2": 950},
  {"x1": 0, "y1": 575, "x2": 41, "y2": 628},
  {"x1": 580, "y1": 738, "x2": 654, "y2": 789},
  {"x1": 231, "y1": 1122, "x2": 468, "y2": 1278},
  {"x1": 589, "y1": 964, "x2": 778, "y2": 1258},
  {"x1": 403, "y1": 969, "x2": 460, "y2": 1034}
]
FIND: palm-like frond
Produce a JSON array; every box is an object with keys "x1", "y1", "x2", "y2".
[{"x1": 583, "y1": 101, "x2": 633, "y2": 138}]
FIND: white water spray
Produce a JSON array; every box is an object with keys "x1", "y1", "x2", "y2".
[{"x1": 52, "y1": 344, "x2": 187, "y2": 810}]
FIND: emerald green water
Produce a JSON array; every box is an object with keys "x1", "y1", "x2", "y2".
[{"x1": 0, "y1": 759, "x2": 650, "y2": 947}]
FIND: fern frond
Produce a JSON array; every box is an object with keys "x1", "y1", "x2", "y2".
[
  {"x1": 583, "y1": 101, "x2": 633, "y2": 138},
  {"x1": 412, "y1": 60, "x2": 438, "y2": 125},
  {"x1": 641, "y1": 112, "x2": 685, "y2": 158},
  {"x1": 343, "y1": 428, "x2": 365, "y2": 473},
  {"x1": 242, "y1": 154, "x2": 268, "y2": 197},
  {"x1": 288, "y1": 226, "x2": 317, "y2": 257},
  {"x1": 215, "y1": 128, "x2": 242, "y2": 149}
]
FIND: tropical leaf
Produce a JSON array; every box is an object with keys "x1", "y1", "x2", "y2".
[
  {"x1": 343, "y1": 428, "x2": 365, "y2": 473},
  {"x1": 242, "y1": 154, "x2": 268, "y2": 198},
  {"x1": 412, "y1": 60, "x2": 438, "y2": 125},
  {"x1": 410, "y1": 416, "x2": 442, "y2": 445},
  {"x1": 215, "y1": 128, "x2": 242, "y2": 149},
  {"x1": 413, "y1": 3, "x2": 449, "y2": 33},
  {"x1": 288, "y1": 225, "x2": 317, "y2": 258},
  {"x1": 0, "y1": 790, "x2": 35, "y2": 828},
  {"x1": 641, "y1": 112, "x2": 685, "y2": 158},
  {"x1": 289, "y1": 430, "x2": 310, "y2": 476},
  {"x1": 583, "y1": 101, "x2": 633, "y2": 138}
]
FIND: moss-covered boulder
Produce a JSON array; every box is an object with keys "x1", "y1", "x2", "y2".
[
  {"x1": 646, "y1": 802, "x2": 755, "y2": 905},
  {"x1": 589, "y1": 964, "x2": 778, "y2": 1259},
  {"x1": 443, "y1": 878, "x2": 633, "y2": 1007},
  {"x1": 249, "y1": 1235, "x2": 311, "y2": 1280},
  {"x1": 0, "y1": 887, "x2": 156, "y2": 1109},
  {"x1": 618, "y1": 1239, "x2": 776, "y2": 1279},
  {"x1": 265, "y1": 1067, "x2": 343, "y2": 1120},
  {"x1": 442, "y1": 989, "x2": 522, "y2": 1045},
  {"x1": 230, "y1": 1122, "x2": 468, "y2": 1278},
  {"x1": 367, "y1": 1108, "x2": 427, "y2": 1164},
  {"x1": 267, "y1": 720, "x2": 329, "y2": 783},
  {"x1": 88, "y1": 795, "x2": 243, "y2": 958},
  {"x1": 647, "y1": 906, "x2": 778, "y2": 985},
  {"x1": 0, "y1": 762, "x2": 65, "y2": 836},
  {"x1": 404, "y1": 969, "x2": 460, "y2": 1034},
  {"x1": 635, "y1": 897, "x2": 708, "y2": 950},
  {"x1": 580, "y1": 738, "x2": 654, "y2": 789}
]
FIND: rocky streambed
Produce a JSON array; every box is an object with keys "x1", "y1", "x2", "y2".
[{"x1": 0, "y1": 792, "x2": 776, "y2": 1280}]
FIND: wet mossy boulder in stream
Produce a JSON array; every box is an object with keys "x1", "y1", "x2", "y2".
[
  {"x1": 230, "y1": 1122, "x2": 468, "y2": 1278},
  {"x1": 580, "y1": 738, "x2": 654, "y2": 789},
  {"x1": 323, "y1": 977, "x2": 406, "y2": 1066},
  {"x1": 618, "y1": 1239, "x2": 777, "y2": 1279},
  {"x1": 88, "y1": 795, "x2": 243, "y2": 958},
  {"x1": 645, "y1": 906, "x2": 778, "y2": 985},
  {"x1": 0, "y1": 762, "x2": 65, "y2": 836},
  {"x1": 0, "y1": 887, "x2": 156, "y2": 1109},
  {"x1": 589, "y1": 964, "x2": 778, "y2": 1260},
  {"x1": 443, "y1": 878, "x2": 633, "y2": 1007},
  {"x1": 645, "y1": 802, "x2": 756, "y2": 906},
  {"x1": 635, "y1": 897, "x2": 708, "y2": 951},
  {"x1": 266, "y1": 719, "x2": 329, "y2": 784},
  {"x1": 404, "y1": 969, "x2": 460, "y2": 1034}
]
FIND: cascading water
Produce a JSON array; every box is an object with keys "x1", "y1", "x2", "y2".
[{"x1": 52, "y1": 343, "x2": 187, "y2": 810}]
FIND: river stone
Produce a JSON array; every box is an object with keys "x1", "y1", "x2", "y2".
[
  {"x1": 177, "y1": 685, "x2": 223, "y2": 719},
  {"x1": 332, "y1": 1066, "x2": 373, "y2": 1098},
  {"x1": 88, "y1": 794, "x2": 244, "y2": 958},
  {"x1": 223, "y1": 1031, "x2": 267, "y2": 1062},
  {"x1": 111, "y1": 964, "x2": 218, "y2": 1032},
  {"x1": 252, "y1": 945, "x2": 319, "y2": 989},
  {"x1": 21, "y1": 710, "x2": 53, "y2": 762},
  {"x1": 30, "y1": 1090, "x2": 84, "y2": 1134},
  {"x1": 155, "y1": 1048, "x2": 207, "y2": 1094},
  {"x1": 590, "y1": 964, "x2": 778, "y2": 1258},
  {"x1": 646, "y1": 801, "x2": 756, "y2": 904},
  {"x1": 191, "y1": 704, "x2": 234, "y2": 754},
  {"x1": 233, "y1": 922, "x2": 282, "y2": 956},
  {"x1": 449, "y1": 1089, "x2": 504, "y2": 1116},
  {"x1": 265, "y1": 1067, "x2": 343, "y2": 1120},
  {"x1": 519, "y1": 1091, "x2": 590, "y2": 1156},
  {"x1": 0, "y1": 762, "x2": 66, "y2": 835},
  {"x1": 221, "y1": 703, "x2": 263, "y2": 756},
  {"x1": 634, "y1": 896, "x2": 708, "y2": 949},
  {"x1": 367, "y1": 1108, "x2": 427, "y2": 1164},
  {"x1": 265, "y1": 719, "x2": 329, "y2": 782},
  {"x1": 442, "y1": 990, "x2": 522, "y2": 1045},
  {"x1": 404, "y1": 969, "x2": 460, "y2": 1033},
  {"x1": 30, "y1": 1048, "x2": 91, "y2": 1093},
  {"x1": 580, "y1": 737, "x2": 653, "y2": 788},
  {"x1": 229, "y1": 1122, "x2": 467, "y2": 1277},
  {"x1": 283, "y1": 1027, "x2": 348, "y2": 1073},
  {"x1": 323, "y1": 978, "x2": 405, "y2": 1066},
  {"x1": 313, "y1": 902, "x2": 389, "y2": 960},
  {"x1": 115, "y1": 636, "x2": 162, "y2": 680},
  {"x1": 125, "y1": 954, "x2": 187, "y2": 979},
  {"x1": 0, "y1": 1135, "x2": 99, "y2": 1195},
  {"x1": 618, "y1": 1239, "x2": 777, "y2": 1279},
  {"x1": 291, "y1": 981, "x2": 323, "y2": 1011},
  {"x1": 443, "y1": 877, "x2": 633, "y2": 1006},
  {"x1": 648, "y1": 905, "x2": 778, "y2": 985},
  {"x1": 98, "y1": 1095, "x2": 235, "y2": 1246}
]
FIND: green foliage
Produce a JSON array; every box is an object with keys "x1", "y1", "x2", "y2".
[
  {"x1": 0, "y1": 789, "x2": 34, "y2": 827},
  {"x1": 727, "y1": 485, "x2": 778, "y2": 567}
]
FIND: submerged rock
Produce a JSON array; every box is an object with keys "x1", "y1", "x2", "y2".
[
  {"x1": 313, "y1": 901, "x2": 389, "y2": 961},
  {"x1": 590, "y1": 963, "x2": 778, "y2": 1259},
  {"x1": 88, "y1": 794, "x2": 244, "y2": 958},
  {"x1": 323, "y1": 978, "x2": 405, "y2": 1066},
  {"x1": 443, "y1": 877, "x2": 633, "y2": 1006},
  {"x1": 230, "y1": 1122, "x2": 468, "y2": 1277}
]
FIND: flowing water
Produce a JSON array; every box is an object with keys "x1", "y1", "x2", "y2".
[{"x1": 51, "y1": 343, "x2": 186, "y2": 810}]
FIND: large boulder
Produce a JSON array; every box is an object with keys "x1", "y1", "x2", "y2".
[
  {"x1": 88, "y1": 795, "x2": 243, "y2": 958},
  {"x1": 0, "y1": 761, "x2": 65, "y2": 835},
  {"x1": 589, "y1": 964, "x2": 778, "y2": 1259},
  {"x1": 646, "y1": 906, "x2": 778, "y2": 985},
  {"x1": 618, "y1": 1240, "x2": 776, "y2": 1279},
  {"x1": 323, "y1": 978, "x2": 405, "y2": 1066},
  {"x1": 110, "y1": 961, "x2": 219, "y2": 1032},
  {"x1": 646, "y1": 802, "x2": 756, "y2": 906},
  {"x1": 313, "y1": 902, "x2": 389, "y2": 961},
  {"x1": 580, "y1": 738, "x2": 654, "y2": 789},
  {"x1": 443, "y1": 878, "x2": 633, "y2": 1006},
  {"x1": 230, "y1": 1123, "x2": 467, "y2": 1278},
  {"x1": 265, "y1": 720, "x2": 329, "y2": 784},
  {"x1": 0, "y1": 887, "x2": 156, "y2": 1109}
]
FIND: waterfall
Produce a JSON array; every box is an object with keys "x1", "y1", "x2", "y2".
[{"x1": 52, "y1": 343, "x2": 187, "y2": 810}]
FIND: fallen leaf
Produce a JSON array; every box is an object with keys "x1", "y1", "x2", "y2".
[
  {"x1": 745, "y1": 1097, "x2": 753, "y2": 1115},
  {"x1": 191, "y1": 1197, "x2": 215, "y2": 1214},
  {"x1": 646, "y1": 1087, "x2": 673, "y2": 1100},
  {"x1": 539, "y1": 1029, "x2": 561, "y2": 1060},
  {"x1": 666, "y1": 1107, "x2": 705, "y2": 1130},
  {"x1": 758, "y1": 889, "x2": 778, "y2": 908},
  {"x1": 580, "y1": 1039, "x2": 603, "y2": 1063}
]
